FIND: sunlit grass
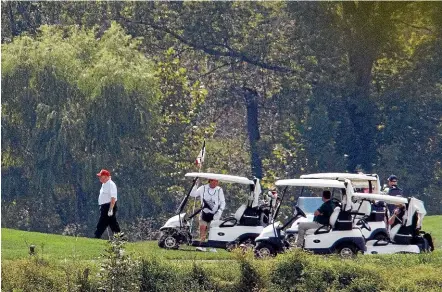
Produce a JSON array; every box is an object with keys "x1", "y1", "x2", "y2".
[{"x1": 1, "y1": 215, "x2": 440, "y2": 261}]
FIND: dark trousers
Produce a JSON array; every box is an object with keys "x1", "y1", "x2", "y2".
[{"x1": 95, "y1": 203, "x2": 121, "y2": 238}]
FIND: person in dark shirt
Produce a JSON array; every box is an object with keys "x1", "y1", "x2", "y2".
[
  {"x1": 387, "y1": 175, "x2": 403, "y2": 197},
  {"x1": 295, "y1": 190, "x2": 335, "y2": 247},
  {"x1": 386, "y1": 175, "x2": 404, "y2": 215}
]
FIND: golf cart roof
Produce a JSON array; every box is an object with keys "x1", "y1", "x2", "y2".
[
  {"x1": 185, "y1": 172, "x2": 254, "y2": 185},
  {"x1": 352, "y1": 193, "x2": 408, "y2": 204},
  {"x1": 275, "y1": 179, "x2": 345, "y2": 189},
  {"x1": 300, "y1": 173, "x2": 378, "y2": 181}
]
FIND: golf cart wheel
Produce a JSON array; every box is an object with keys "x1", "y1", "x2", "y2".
[
  {"x1": 226, "y1": 238, "x2": 255, "y2": 252},
  {"x1": 336, "y1": 244, "x2": 358, "y2": 259},
  {"x1": 239, "y1": 238, "x2": 256, "y2": 251},
  {"x1": 286, "y1": 233, "x2": 298, "y2": 248},
  {"x1": 254, "y1": 242, "x2": 277, "y2": 258},
  {"x1": 158, "y1": 234, "x2": 179, "y2": 249}
]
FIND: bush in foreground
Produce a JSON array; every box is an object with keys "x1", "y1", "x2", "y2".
[{"x1": 2, "y1": 246, "x2": 442, "y2": 291}]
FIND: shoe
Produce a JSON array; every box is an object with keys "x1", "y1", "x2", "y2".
[
  {"x1": 196, "y1": 247, "x2": 207, "y2": 252},
  {"x1": 209, "y1": 248, "x2": 217, "y2": 253}
]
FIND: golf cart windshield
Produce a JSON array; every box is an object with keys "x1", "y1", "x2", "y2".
[
  {"x1": 273, "y1": 179, "x2": 355, "y2": 218},
  {"x1": 297, "y1": 197, "x2": 323, "y2": 214}
]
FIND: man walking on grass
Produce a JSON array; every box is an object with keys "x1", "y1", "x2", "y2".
[{"x1": 94, "y1": 169, "x2": 121, "y2": 238}]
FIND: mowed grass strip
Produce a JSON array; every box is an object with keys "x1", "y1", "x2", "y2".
[
  {"x1": 1, "y1": 228, "x2": 234, "y2": 261},
  {"x1": 2, "y1": 215, "x2": 441, "y2": 261},
  {"x1": 423, "y1": 215, "x2": 442, "y2": 248},
  {"x1": 1, "y1": 228, "x2": 106, "y2": 261}
]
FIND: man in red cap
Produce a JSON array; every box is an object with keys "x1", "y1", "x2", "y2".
[{"x1": 94, "y1": 169, "x2": 121, "y2": 238}]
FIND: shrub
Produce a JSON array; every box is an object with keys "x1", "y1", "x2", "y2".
[
  {"x1": 75, "y1": 267, "x2": 98, "y2": 292},
  {"x1": 182, "y1": 263, "x2": 220, "y2": 291},
  {"x1": 98, "y1": 234, "x2": 139, "y2": 292},
  {"x1": 139, "y1": 258, "x2": 178, "y2": 292},
  {"x1": 270, "y1": 250, "x2": 310, "y2": 291},
  {"x1": 1, "y1": 258, "x2": 65, "y2": 292},
  {"x1": 229, "y1": 250, "x2": 264, "y2": 292}
]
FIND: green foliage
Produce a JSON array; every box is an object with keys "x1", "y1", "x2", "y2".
[
  {"x1": 139, "y1": 257, "x2": 178, "y2": 292},
  {"x1": 2, "y1": 258, "x2": 64, "y2": 292},
  {"x1": 1, "y1": 1, "x2": 441, "y2": 236},
  {"x1": 98, "y1": 234, "x2": 139, "y2": 292},
  {"x1": 183, "y1": 263, "x2": 220, "y2": 292},
  {"x1": 270, "y1": 249, "x2": 309, "y2": 291},
  {"x1": 3, "y1": 228, "x2": 442, "y2": 292},
  {"x1": 232, "y1": 251, "x2": 264, "y2": 292}
]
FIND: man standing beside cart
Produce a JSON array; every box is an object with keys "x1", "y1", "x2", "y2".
[{"x1": 190, "y1": 178, "x2": 226, "y2": 251}]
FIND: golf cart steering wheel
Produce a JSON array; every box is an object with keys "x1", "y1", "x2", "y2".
[
  {"x1": 357, "y1": 218, "x2": 371, "y2": 231},
  {"x1": 295, "y1": 206, "x2": 307, "y2": 218},
  {"x1": 331, "y1": 197, "x2": 342, "y2": 207}
]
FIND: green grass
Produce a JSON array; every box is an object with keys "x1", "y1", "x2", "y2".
[
  {"x1": 1, "y1": 228, "x2": 106, "y2": 261},
  {"x1": 1, "y1": 228, "x2": 234, "y2": 261},
  {"x1": 423, "y1": 215, "x2": 442, "y2": 248},
  {"x1": 2, "y1": 215, "x2": 441, "y2": 261},
  {"x1": 2, "y1": 217, "x2": 442, "y2": 292}
]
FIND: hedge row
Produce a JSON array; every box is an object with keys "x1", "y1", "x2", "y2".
[{"x1": 2, "y1": 249, "x2": 442, "y2": 292}]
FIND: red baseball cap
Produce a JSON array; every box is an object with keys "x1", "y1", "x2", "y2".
[{"x1": 97, "y1": 169, "x2": 111, "y2": 177}]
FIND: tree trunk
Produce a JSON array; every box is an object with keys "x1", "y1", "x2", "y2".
[
  {"x1": 243, "y1": 87, "x2": 263, "y2": 179},
  {"x1": 342, "y1": 2, "x2": 381, "y2": 173},
  {"x1": 346, "y1": 50, "x2": 377, "y2": 172},
  {"x1": 7, "y1": 2, "x2": 18, "y2": 37}
]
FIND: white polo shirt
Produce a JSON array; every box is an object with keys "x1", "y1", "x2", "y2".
[
  {"x1": 98, "y1": 179, "x2": 118, "y2": 205},
  {"x1": 190, "y1": 184, "x2": 225, "y2": 214}
]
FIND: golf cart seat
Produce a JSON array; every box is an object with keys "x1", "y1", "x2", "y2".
[
  {"x1": 239, "y1": 205, "x2": 263, "y2": 226},
  {"x1": 351, "y1": 200, "x2": 372, "y2": 217},
  {"x1": 389, "y1": 217, "x2": 416, "y2": 245},
  {"x1": 211, "y1": 204, "x2": 247, "y2": 227},
  {"x1": 368, "y1": 201, "x2": 387, "y2": 222},
  {"x1": 305, "y1": 206, "x2": 345, "y2": 235}
]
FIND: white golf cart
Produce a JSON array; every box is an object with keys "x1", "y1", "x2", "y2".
[
  {"x1": 300, "y1": 173, "x2": 388, "y2": 241},
  {"x1": 351, "y1": 193, "x2": 435, "y2": 255},
  {"x1": 284, "y1": 196, "x2": 323, "y2": 246},
  {"x1": 254, "y1": 179, "x2": 369, "y2": 258},
  {"x1": 158, "y1": 172, "x2": 276, "y2": 250}
]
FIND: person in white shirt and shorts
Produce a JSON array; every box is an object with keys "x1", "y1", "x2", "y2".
[
  {"x1": 94, "y1": 169, "x2": 121, "y2": 238},
  {"x1": 190, "y1": 178, "x2": 226, "y2": 251}
]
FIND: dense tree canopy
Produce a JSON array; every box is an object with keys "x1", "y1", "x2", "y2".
[{"x1": 2, "y1": 2, "x2": 441, "y2": 235}]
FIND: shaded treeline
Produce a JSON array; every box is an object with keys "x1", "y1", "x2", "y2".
[{"x1": 1, "y1": 2, "x2": 441, "y2": 235}]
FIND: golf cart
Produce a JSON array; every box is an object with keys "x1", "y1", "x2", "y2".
[
  {"x1": 158, "y1": 172, "x2": 276, "y2": 250},
  {"x1": 254, "y1": 179, "x2": 368, "y2": 258},
  {"x1": 351, "y1": 193, "x2": 435, "y2": 255},
  {"x1": 283, "y1": 196, "x2": 323, "y2": 247},
  {"x1": 300, "y1": 173, "x2": 388, "y2": 241}
]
